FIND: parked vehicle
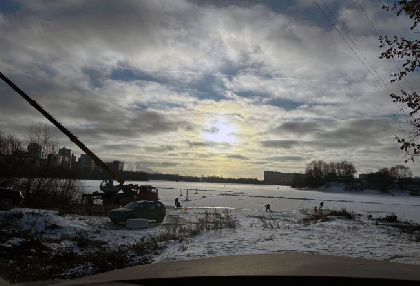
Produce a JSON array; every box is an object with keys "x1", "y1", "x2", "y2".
[
  {"x1": 109, "y1": 200, "x2": 166, "y2": 224},
  {"x1": 0, "y1": 188, "x2": 24, "y2": 211}
]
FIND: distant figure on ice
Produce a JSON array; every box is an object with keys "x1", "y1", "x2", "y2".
[
  {"x1": 176, "y1": 201, "x2": 181, "y2": 209},
  {"x1": 319, "y1": 202, "x2": 324, "y2": 210},
  {"x1": 265, "y1": 204, "x2": 271, "y2": 212},
  {"x1": 175, "y1": 197, "x2": 179, "y2": 207}
]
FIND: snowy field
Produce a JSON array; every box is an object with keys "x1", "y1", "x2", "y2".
[
  {"x1": 1, "y1": 180, "x2": 420, "y2": 282},
  {"x1": 86, "y1": 180, "x2": 420, "y2": 264}
]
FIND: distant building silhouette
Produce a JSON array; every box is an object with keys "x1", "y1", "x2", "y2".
[
  {"x1": 106, "y1": 160, "x2": 124, "y2": 172},
  {"x1": 79, "y1": 155, "x2": 124, "y2": 173},
  {"x1": 264, "y1": 171, "x2": 303, "y2": 185},
  {"x1": 47, "y1": 153, "x2": 63, "y2": 167},
  {"x1": 358, "y1": 172, "x2": 419, "y2": 192},
  {"x1": 58, "y1": 147, "x2": 76, "y2": 168},
  {"x1": 27, "y1": 143, "x2": 42, "y2": 166},
  {"x1": 80, "y1": 153, "x2": 94, "y2": 171}
]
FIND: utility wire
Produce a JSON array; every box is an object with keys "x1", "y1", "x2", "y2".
[
  {"x1": 356, "y1": 0, "x2": 416, "y2": 95},
  {"x1": 317, "y1": 0, "x2": 392, "y2": 94},
  {"x1": 312, "y1": 0, "x2": 389, "y2": 94}
]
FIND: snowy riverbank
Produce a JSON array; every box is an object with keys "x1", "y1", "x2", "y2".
[{"x1": 1, "y1": 182, "x2": 420, "y2": 283}]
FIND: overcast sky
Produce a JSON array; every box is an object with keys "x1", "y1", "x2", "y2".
[{"x1": 1, "y1": 0, "x2": 419, "y2": 179}]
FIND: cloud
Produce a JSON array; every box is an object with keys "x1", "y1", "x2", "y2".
[
  {"x1": 1, "y1": 0, "x2": 419, "y2": 178},
  {"x1": 144, "y1": 145, "x2": 177, "y2": 153},
  {"x1": 260, "y1": 140, "x2": 300, "y2": 149},
  {"x1": 203, "y1": 127, "x2": 220, "y2": 134},
  {"x1": 309, "y1": 118, "x2": 395, "y2": 148},
  {"x1": 269, "y1": 156, "x2": 306, "y2": 161},
  {"x1": 141, "y1": 161, "x2": 180, "y2": 167},
  {"x1": 273, "y1": 121, "x2": 321, "y2": 134},
  {"x1": 225, "y1": 154, "x2": 249, "y2": 160},
  {"x1": 187, "y1": 141, "x2": 231, "y2": 149}
]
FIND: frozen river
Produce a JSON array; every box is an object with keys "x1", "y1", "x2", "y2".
[{"x1": 83, "y1": 180, "x2": 420, "y2": 223}]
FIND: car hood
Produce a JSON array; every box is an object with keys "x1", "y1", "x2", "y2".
[{"x1": 35, "y1": 254, "x2": 420, "y2": 285}]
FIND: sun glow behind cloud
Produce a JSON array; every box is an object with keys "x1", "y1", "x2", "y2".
[
  {"x1": 1, "y1": 0, "x2": 419, "y2": 178},
  {"x1": 203, "y1": 119, "x2": 236, "y2": 145},
  {"x1": 195, "y1": 101, "x2": 253, "y2": 155}
]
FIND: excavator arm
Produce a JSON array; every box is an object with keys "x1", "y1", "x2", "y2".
[{"x1": 0, "y1": 72, "x2": 125, "y2": 191}]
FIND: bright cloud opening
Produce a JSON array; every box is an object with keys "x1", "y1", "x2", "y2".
[{"x1": 203, "y1": 120, "x2": 236, "y2": 145}]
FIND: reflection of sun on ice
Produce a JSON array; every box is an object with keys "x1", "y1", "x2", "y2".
[{"x1": 203, "y1": 120, "x2": 236, "y2": 144}]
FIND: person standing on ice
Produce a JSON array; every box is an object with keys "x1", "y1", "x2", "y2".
[{"x1": 265, "y1": 204, "x2": 271, "y2": 212}]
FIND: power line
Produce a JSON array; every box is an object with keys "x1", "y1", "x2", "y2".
[
  {"x1": 317, "y1": 0, "x2": 392, "y2": 94},
  {"x1": 312, "y1": 0, "x2": 390, "y2": 94},
  {"x1": 356, "y1": 0, "x2": 416, "y2": 95}
]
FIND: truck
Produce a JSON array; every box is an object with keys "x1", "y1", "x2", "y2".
[{"x1": 0, "y1": 72, "x2": 160, "y2": 206}]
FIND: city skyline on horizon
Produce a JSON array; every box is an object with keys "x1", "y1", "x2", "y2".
[{"x1": 25, "y1": 142, "x2": 420, "y2": 180}]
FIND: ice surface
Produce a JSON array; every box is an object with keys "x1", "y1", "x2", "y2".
[
  {"x1": 85, "y1": 180, "x2": 420, "y2": 222},
  {"x1": 2, "y1": 180, "x2": 419, "y2": 269}
]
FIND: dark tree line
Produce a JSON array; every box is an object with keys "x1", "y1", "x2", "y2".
[
  {"x1": 0, "y1": 125, "x2": 84, "y2": 208},
  {"x1": 292, "y1": 160, "x2": 357, "y2": 188},
  {"x1": 378, "y1": 165, "x2": 413, "y2": 179},
  {"x1": 373, "y1": 164, "x2": 414, "y2": 192},
  {"x1": 147, "y1": 173, "x2": 262, "y2": 185}
]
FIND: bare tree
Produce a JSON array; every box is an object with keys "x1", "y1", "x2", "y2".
[
  {"x1": 0, "y1": 130, "x2": 23, "y2": 155},
  {"x1": 304, "y1": 160, "x2": 357, "y2": 188},
  {"x1": 390, "y1": 164, "x2": 413, "y2": 178},
  {"x1": 305, "y1": 160, "x2": 332, "y2": 187},
  {"x1": 376, "y1": 167, "x2": 395, "y2": 192},
  {"x1": 379, "y1": 0, "x2": 420, "y2": 162},
  {"x1": 0, "y1": 126, "x2": 84, "y2": 208},
  {"x1": 336, "y1": 161, "x2": 357, "y2": 178},
  {"x1": 27, "y1": 123, "x2": 58, "y2": 159},
  {"x1": 0, "y1": 130, "x2": 28, "y2": 187}
]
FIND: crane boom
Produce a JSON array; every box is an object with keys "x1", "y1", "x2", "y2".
[{"x1": 0, "y1": 72, "x2": 125, "y2": 186}]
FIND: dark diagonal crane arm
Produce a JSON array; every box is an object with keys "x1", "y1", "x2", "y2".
[{"x1": 0, "y1": 72, "x2": 125, "y2": 186}]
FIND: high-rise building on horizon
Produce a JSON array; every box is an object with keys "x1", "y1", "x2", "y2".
[
  {"x1": 80, "y1": 153, "x2": 94, "y2": 171},
  {"x1": 59, "y1": 147, "x2": 74, "y2": 167}
]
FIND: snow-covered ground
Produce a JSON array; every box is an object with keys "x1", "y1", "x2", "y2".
[
  {"x1": 145, "y1": 181, "x2": 420, "y2": 265},
  {"x1": 1, "y1": 180, "x2": 420, "y2": 282}
]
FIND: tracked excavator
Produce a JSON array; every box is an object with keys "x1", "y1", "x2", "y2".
[{"x1": 0, "y1": 72, "x2": 159, "y2": 205}]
